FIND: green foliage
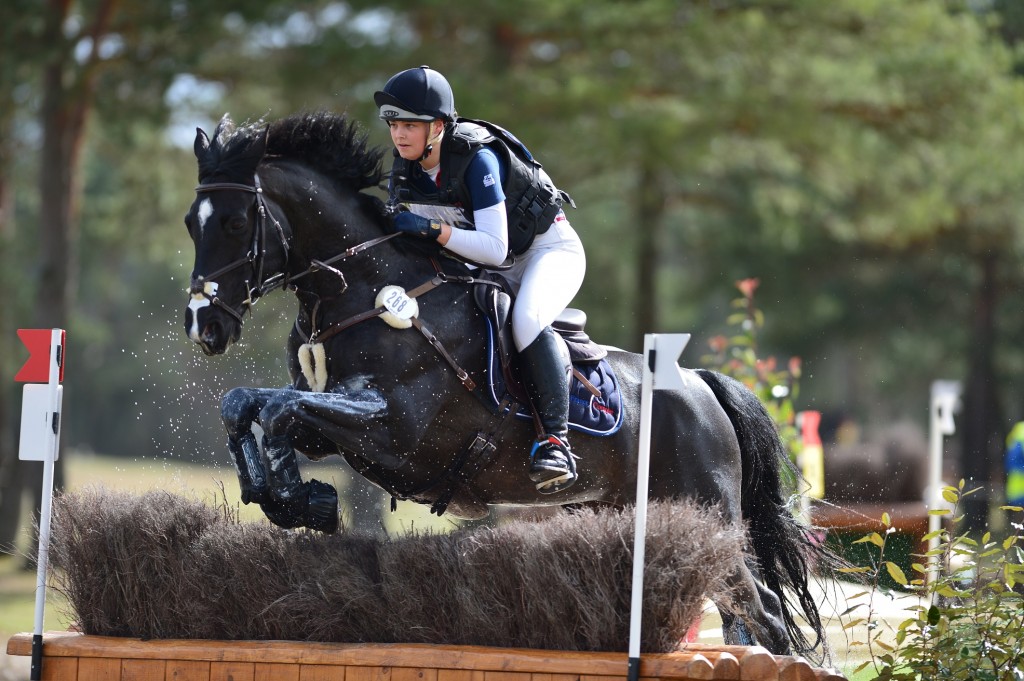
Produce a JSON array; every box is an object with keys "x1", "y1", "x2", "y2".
[
  {"x1": 846, "y1": 484, "x2": 1024, "y2": 680},
  {"x1": 701, "y1": 278, "x2": 802, "y2": 460}
]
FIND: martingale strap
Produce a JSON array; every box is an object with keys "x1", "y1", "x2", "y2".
[
  {"x1": 308, "y1": 276, "x2": 444, "y2": 344},
  {"x1": 410, "y1": 316, "x2": 474, "y2": 390},
  {"x1": 299, "y1": 262, "x2": 502, "y2": 391}
]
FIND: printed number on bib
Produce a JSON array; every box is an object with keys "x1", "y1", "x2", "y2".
[
  {"x1": 375, "y1": 285, "x2": 420, "y2": 329},
  {"x1": 383, "y1": 288, "x2": 415, "y2": 319}
]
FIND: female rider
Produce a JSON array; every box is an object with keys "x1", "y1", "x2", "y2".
[{"x1": 375, "y1": 66, "x2": 586, "y2": 494}]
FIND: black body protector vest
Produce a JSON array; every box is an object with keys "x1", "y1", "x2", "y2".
[{"x1": 389, "y1": 118, "x2": 575, "y2": 256}]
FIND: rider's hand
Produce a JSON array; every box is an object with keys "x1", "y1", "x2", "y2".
[{"x1": 392, "y1": 211, "x2": 443, "y2": 239}]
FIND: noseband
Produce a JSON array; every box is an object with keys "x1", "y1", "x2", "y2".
[{"x1": 190, "y1": 175, "x2": 289, "y2": 325}]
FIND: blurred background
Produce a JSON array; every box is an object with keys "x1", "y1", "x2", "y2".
[{"x1": 1, "y1": 0, "x2": 1023, "y2": 566}]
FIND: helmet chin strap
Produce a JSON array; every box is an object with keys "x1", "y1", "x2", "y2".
[{"x1": 420, "y1": 123, "x2": 444, "y2": 161}]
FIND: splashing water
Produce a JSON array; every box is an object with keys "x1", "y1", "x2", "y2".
[{"x1": 130, "y1": 282, "x2": 294, "y2": 471}]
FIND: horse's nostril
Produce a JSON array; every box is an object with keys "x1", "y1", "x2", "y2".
[{"x1": 190, "y1": 279, "x2": 219, "y2": 297}]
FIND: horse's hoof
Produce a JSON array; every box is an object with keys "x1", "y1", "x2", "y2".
[
  {"x1": 259, "y1": 480, "x2": 338, "y2": 532},
  {"x1": 260, "y1": 497, "x2": 307, "y2": 529}
]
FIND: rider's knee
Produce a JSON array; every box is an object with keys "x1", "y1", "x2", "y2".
[{"x1": 511, "y1": 314, "x2": 544, "y2": 353}]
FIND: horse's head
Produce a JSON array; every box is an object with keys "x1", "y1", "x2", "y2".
[
  {"x1": 184, "y1": 116, "x2": 289, "y2": 355},
  {"x1": 184, "y1": 111, "x2": 390, "y2": 355}
]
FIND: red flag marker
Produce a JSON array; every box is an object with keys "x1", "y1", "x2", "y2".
[{"x1": 15, "y1": 329, "x2": 64, "y2": 383}]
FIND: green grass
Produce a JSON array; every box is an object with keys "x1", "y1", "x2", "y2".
[{"x1": 0, "y1": 554, "x2": 72, "y2": 641}]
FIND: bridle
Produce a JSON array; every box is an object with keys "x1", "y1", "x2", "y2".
[
  {"x1": 190, "y1": 173, "x2": 402, "y2": 326},
  {"x1": 190, "y1": 174, "x2": 290, "y2": 326},
  {"x1": 190, "y1": 171, "x2": 501, "y2": 395}
]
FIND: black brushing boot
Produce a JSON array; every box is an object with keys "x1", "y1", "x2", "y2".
[
  {"x1": 228, "y1": 431, "x2": 269, "y2": 505},
  {"x1": 260, "y1": 434, "x2": 339, "y2": 533},
  {"x1": 519, "y1": 327, "x2": 577, "y2": 494}
]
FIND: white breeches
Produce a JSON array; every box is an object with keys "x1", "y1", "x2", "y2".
[{"x1": 502, "y1": 214, "x2": 586, "y2": 352}]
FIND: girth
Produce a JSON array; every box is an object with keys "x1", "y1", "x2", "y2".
[{"x1": 346, "y1": 395, "x2": 519, "y2": 519}]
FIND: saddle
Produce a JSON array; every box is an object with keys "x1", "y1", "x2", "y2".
[
  {"x1": 472, "y1": 275, "x2": 607, "y2": 407},
  {"x1": 369, "y1": 274, "x2": 618, "y2": 521}
]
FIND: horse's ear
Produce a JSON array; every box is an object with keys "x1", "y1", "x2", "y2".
[
  {"x1": 194, "y1": 128, "x2": 210, "y2": 159},
  {"x1": 253, "y1": 125, "x2": 269, "y2": 157},
  {"x1": 212, "y1": 113, "x2": 233, "y2": 141},
  {"x1": 238, "y1": 124, "x2": 269, "y2": 168}
]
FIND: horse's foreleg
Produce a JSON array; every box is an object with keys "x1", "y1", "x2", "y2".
[
  {"x1": 254, "y1": 387, "x2": 389, "y2": 534},
  {"x1": 258, "y1": 433, "x2": 339, "y2": 533},
  {"x1": 220, "y1": 386, "x2": 344, "y2": 530},
  {"x1": 221, "y1": 387, "x2": 279, "y2": 505}
]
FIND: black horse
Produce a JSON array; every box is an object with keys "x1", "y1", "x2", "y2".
[{"x1": 183, "y1": 111, "x2": 828, "y2": 659}]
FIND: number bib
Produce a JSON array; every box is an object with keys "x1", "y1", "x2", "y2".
[{"x1": 375, "y1": 285, "x2": 420, "y2": 329}]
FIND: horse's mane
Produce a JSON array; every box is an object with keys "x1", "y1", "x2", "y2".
[
  {"x1": 203, "y1": 111, "x2": 456, "y2": 264},
  {"x1": 201, "y1": 111, "x2": 385, "y2": 192}
]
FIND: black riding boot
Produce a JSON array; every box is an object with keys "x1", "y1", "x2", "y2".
[
  {"x1": 260, "y1": 435, "x2": 339, "y2": 533},
  {"x1": 519, "y1": 327, "x2": 577, "y2": 494}
]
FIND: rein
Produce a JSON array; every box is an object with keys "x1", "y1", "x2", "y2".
[
  {"x1": 288, "y1": 232, "x2": 401, "y2": 293},
  {"x1": 193, "y1": 173, "x2": 497, "y2": 393},
  {"x1": 191, "y1": 174, "x2": 400, "y2": 324}
]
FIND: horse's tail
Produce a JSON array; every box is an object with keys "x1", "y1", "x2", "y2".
[{"x1": 694, "y1": 368, "x2": 827, "y2": 657}]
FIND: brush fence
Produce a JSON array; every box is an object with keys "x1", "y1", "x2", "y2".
[{"x1": 8, "y1": 632, "x2": 845, "y2": 681}]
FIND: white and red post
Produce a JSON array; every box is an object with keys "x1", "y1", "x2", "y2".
[
  {"x1": 628, "y1": 334, "x2": 690, "y2": 681},
  {"x1": 15, "y1": 328, "x2": 66, "y2": 681}
]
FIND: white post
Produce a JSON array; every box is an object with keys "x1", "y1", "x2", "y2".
[
  {"x1": 926, "y1": 380, "x2": 961, "y2": 584},
  {"x1": 18, "y1": 329, "x2": 65, "y2": 681},
  {"x1": 628, "y1": 334, "x2": 689, "y2": 681}
]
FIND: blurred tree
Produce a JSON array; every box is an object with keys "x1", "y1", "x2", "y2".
[
  {"x1": 3, "y1": 0, "x2": 1023, "y2": 545},
  {"x1": 331, "y1": 0, "x2": 1024, "y2": 534},
  {"x1": 0, "y1": 0, "x2": 58, "y2": 552},
  {"x1": 668, "y1": 0, "x2": 1024, "y2": 532},
  {"x1": 0, "y1": 0, "x2": 334, "y2": 549}
]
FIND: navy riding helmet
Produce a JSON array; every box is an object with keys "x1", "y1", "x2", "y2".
[{"x1": 374, "y1": 66, "x2": 457, "y2": 122}]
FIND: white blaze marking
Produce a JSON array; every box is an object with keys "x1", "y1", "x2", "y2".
[
  {"x1": 196, "y1": 198, "x2": 214, "y2": 234},
  {"x1": 187, "y1": 281, "x2": 219, "y2": 341}
]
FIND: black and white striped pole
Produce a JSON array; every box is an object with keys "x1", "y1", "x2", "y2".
[
  {"x1": 628, "y1": 333, "x2": 690, "y2": 681},
  {"x1": 15, "y1": 328, "x2": 66, "y2": 681}
]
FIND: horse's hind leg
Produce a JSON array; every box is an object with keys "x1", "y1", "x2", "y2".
[
  {"x1": 719, "y1": 611, "x2": 753, "y2": 646},
  {"x1": 718, "y1": 563, "x2": 791, "y2": 655}
]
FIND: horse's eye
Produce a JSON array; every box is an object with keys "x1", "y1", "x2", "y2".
[{"x1": 227, "y1": 216, "x2": 248, "y2": 234}]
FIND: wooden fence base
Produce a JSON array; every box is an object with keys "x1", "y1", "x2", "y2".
[{"x1": 8, "y1": 632, "x2": 845, "y2": 681}]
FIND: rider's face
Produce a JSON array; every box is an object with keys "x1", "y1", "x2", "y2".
[{"x1": 388, "y1": 120, "x2": 432, "y2": 161}]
